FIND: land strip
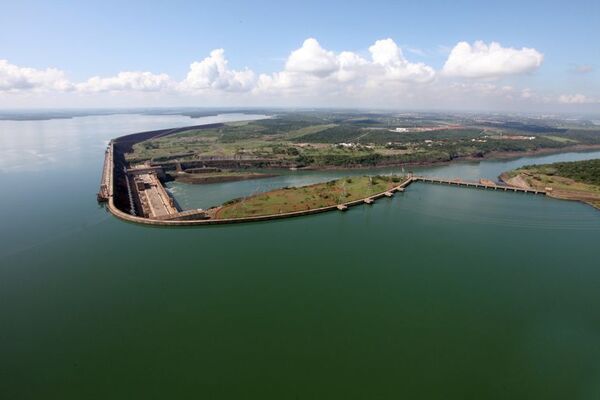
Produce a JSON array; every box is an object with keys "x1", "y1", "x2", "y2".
[
  {"x1": 501, "y1": 159, "x2": 600, "y2": 209},
  {"x1": 213, "y1": 175, "x2": 406, "y2": 219}
]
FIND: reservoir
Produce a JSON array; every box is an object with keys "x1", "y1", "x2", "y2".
[{"x1": 1, "y1": 114, "x2": 600, "y2": 398}]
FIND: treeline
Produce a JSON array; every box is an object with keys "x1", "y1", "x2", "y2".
[
  {"x1": 297, "y1": 126, "x2": 485, "y2": 144},
  {"x1": 480, "y1": 121, "x2": 567, "y2": 133},
  {"x1": 523, "y1": 159, "x2": 600, "y2": 186},
  {"x1": 558, "y1": 129, "x2": 600, "y2": 144},
  {"x1": 296, "y1": 151, "x2": 454, "y2": 167},
  {"x1": 297, "y1": 153, "x2": 384, "y2": 166},
  {"x1": 295, "y1": 126, "x2": 364, "y2": 143}
]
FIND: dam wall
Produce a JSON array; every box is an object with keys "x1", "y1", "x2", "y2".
[
  {"x1": 106, "y1": 178, "x2": 414, "y2": 226},
  {"x1": 102, "y1": 123, "x2": 548, "y2": 227},
  {"x1": 110, "y1": 123, "x2": 224, "y2": 215}
]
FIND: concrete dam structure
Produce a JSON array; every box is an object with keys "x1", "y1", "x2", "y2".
[{"x1": 98, "y1": 125, "x2": 547, "y2": 227}]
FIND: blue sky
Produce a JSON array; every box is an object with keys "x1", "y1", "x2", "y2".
[{"x1": 1, "y1": 0, "x2": 598, "y2": 111}]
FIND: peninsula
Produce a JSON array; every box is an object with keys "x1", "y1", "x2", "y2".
[{"x1": 501, "y1": 159, "x2": 600, "y2": 209}]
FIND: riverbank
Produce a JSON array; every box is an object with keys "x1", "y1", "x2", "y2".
[
  {"x1": 296, "y1": 144, "x2": 600, "y2": 172},
  {"x1": 462, "y1": 144, "x2": 600, "y2": 163},
  {"x1": 170, "y1": 171, "x2": 278, "y2": 185},
  {"x1": 500, "y1": 159, "x2": 600, "y2": 210}
]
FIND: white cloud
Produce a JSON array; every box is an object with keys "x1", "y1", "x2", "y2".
[
  {"x1": 368, "y1": 39, "x2": 435, "y2": 83},
  {"x1": 77, "y1": 71, "x2": 174, "y2": 93},
  {"x1": 335, "y1": 51, "x2": 369, "y2": 82},
  {"x1": 0, "y1": 59, "x2": 73, "y2": 91},
  {"x1": 255, "y1": 38, "x2": 435, "y2": 96},
  {"x1": 442, "y1": 41, "x2": 543, "y2": 78},
  {"x1": 557, "y1": 93, "x2": 594, "y2": 104},
  {"x1": 181, "y1": 49, "x2": 255, "y2": 92},
  {"x1": 285, "y1": 38, "x2": 339, "y2": 77},
  {"x1": 5, "y1": 37, "x2": 581, "y2": 111}
]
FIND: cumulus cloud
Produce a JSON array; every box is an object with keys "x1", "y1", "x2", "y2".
[
  {"x1": 0, "y1": 59, "x2": 73, "y2": 91},
  {"x1": 285, "y1": 38, "x2": 339, "y2": 77},
  {"x1": 335, "y1": 51, "x2": 369, "y2": 82},
  {"x1": 77, "y1": 71, "x2": 175, "y2": 93},
  {"x1": 442, "y1": 41, "x2": 543, "y2": 78},
  {"x1": 255, "y1": 37, "x2": 435, "y2": 95},
  {"x1": 181, "y1": 49, "x2": 255, "y2": 92},
  {"x1": 369, "y1": 39, "x2": 435, "y2": 83},
  {"x1": 255, "y1": 38, "x2": 368, "y2": 94},
  {"x1": 3, "y1": 37, "x2": 568, "y2": 110},
  {"x1": 557, "y1": 93, "x2": 594, "y2": 104}
]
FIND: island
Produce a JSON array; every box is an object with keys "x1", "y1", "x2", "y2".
[
  {"x1": 97, "y1": 111, "x2": 600, "y2": 225},
  {"x1": 501, "y1": 159, "x2": 600, "y2": 210}
]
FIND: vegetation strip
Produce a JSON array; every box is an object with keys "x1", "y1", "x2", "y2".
[
  {"x1": 213, "y1": 175, "x2": 406, "y2": 219},
  {"x1": 107, "y1": 176, "x2": 414, "y2": 226},
  {"x1": 501, "y1": 159, "x2": 600, "y2": 209},
  {"x1": 126, "y1": 112, "x2": 600, "y2": 169}
]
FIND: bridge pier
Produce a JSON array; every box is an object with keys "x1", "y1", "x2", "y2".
[{"x1": 413, "y1": 175, "x2": 546, "y2": 196}]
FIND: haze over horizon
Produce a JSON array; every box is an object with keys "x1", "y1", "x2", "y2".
[{"x1": 1, "y1": 0, "x2": 598, "y2": 112}]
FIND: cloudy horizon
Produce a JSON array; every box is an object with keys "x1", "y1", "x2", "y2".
[{"x1": 1, "y1": 1, "x2": 598, "y2": 112}]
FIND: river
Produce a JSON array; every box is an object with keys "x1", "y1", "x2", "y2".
[{"x1": 1, "y1": 114, "x2": 599, "y2": 399}]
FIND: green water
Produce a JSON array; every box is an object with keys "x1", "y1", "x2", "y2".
[{"x1": 1, "y1": 115, "x2": 600, "y2": 399}]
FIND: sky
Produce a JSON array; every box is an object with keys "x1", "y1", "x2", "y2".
[{"x1": 0, "y1": 0, "x2": 598, "y2": 112}]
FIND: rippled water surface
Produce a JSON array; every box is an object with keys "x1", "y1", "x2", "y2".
[{"x1": 1, "y1": 114, "x2": 600, "y2": 399}]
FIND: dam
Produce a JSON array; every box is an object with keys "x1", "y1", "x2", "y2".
[
  {"x1": 411, "y1": 176, "x2": 546, "y2": 195},
  {"x1": 98, "y1": 131, "x2": 547, "y2": 226},
  {"x1": 96, "y1": 141, "x2": 113, "y2": 202}
]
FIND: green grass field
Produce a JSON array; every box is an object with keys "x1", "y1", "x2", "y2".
[{"x1": 214, "y1": 175, "x2": 405, "y2": 219}]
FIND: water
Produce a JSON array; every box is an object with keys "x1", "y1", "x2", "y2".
[
  {"x1": 1, "y1": 114, "x2": 600, "y2": 399},
  {"x1": 167, "y1": 151, "x2": 600, "y2": 211}
]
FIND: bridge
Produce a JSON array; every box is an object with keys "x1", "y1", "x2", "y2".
[
  {"x1": 410, "y1": 176, "x2": 546, "y2": 195},
  {"x1": 353, "y1": 175, "x2": 545, "y2": 207}
]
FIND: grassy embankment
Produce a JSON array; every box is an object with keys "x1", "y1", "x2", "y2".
[
  {"x1": 501, "y1": 159, "x2": 600, "y2": 209},
  {"x1": 213, "y1": 175, "x2": 405, "y2": 219}
]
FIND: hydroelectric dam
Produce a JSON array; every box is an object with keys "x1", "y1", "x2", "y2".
[{"x1": 98, "y1": 126, "x2": 547, "y2": 227}]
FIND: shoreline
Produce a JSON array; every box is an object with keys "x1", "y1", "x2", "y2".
[
  {"x1": 296, "y1": 144, "x2": 600, "y2": 172},
  {"x1": 499, "y1": 171, "x2": 600, "y2": 211},
  {"x1": 171, "y1": 172, "x2": 279, "y2": 185}
]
